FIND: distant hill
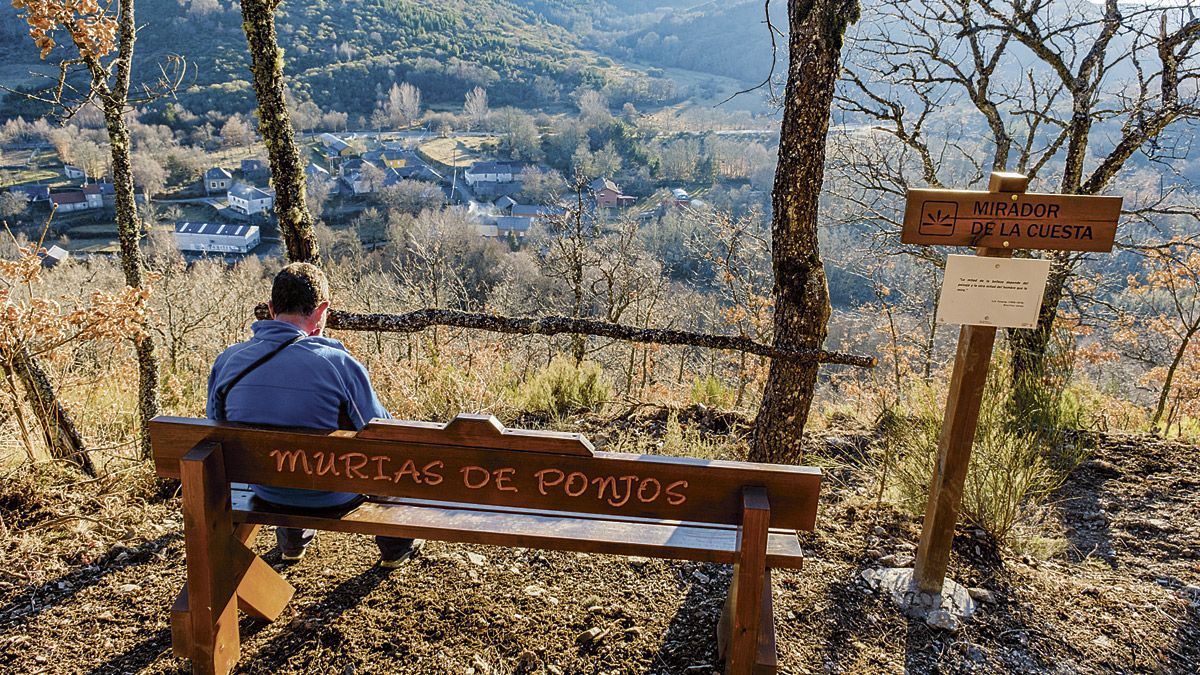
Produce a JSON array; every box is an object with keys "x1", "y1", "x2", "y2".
[
  {"x1": 0, "y1": 0, "x2": 681, "y2": 121},
  {"x1": 613, "y1": 1, "x2": 788, "y2": 83}
]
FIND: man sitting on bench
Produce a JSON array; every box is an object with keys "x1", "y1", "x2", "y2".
[{"x1": 206, "y1": 262, "x2": 424, "y2": 567}]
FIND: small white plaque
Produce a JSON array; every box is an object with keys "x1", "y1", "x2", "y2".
[{"x1": 936, "y1": 255, "x2": 1052, "y2": 328}]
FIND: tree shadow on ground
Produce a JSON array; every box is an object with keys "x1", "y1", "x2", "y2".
[
  {"x1": 651, "y1": 560, "x2": 726, "y2": 673},
  {"x1": 801, "y1": 520, "x2": 1058, "y2": 673},
  {"x1": 83, "y1": 627, "x2": 176, "y2": 675},
  {"x1": 1167, "y1": 600, "x2": 1200, "y2": 673},
  {"x1": 0, "y1": 533, "x2": 179, "y2": 630},
  {"x1": 237, "y1": 564, "x2": 394, "y2": 671},
  {"x1": 816, "y1": 547, "x2": 882, "y2": 669},
  {"x1": 897, "y1": 528, "x2": 1096, "y2": 674},
  {"x1": 1052, "y1": 455, "x2": 1120, "y2": 568}
]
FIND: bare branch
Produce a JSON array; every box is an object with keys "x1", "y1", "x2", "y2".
[{"x1": 252, "y1": 304, "x2": 879, "y2": 368}]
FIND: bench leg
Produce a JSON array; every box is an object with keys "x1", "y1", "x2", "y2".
[
  {"x1": 178, "y1": 443, "x2": 241, "y2": 675},
  {"x1": 172, "y1": 524, "x2": 296, "y2": 657},
  {"x1": 754, "y1": 569, "x2": 778, "y2": 674},
  {"x1": 719, "y1": 569, "x2": 779, "y2": 674},
  {"x1": 234, "y1": 536, "x2": 295, "y2": 620},
  {"x1": 719, "y1": 487, "x2": 771, "y2": 675}
]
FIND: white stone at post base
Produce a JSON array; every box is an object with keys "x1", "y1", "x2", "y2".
[{"x1": 861, "y1": 567, "x2": 977, "y2": 631}]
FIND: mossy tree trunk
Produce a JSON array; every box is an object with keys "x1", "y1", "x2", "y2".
[
  {"x1": 1007, "y1": 250, "x2": 1071, "y2": 412},
  {"x1": 569, "y1": 187, "x2": 587, "y2": 364},
  {"x1": 240, "y1": 0, "x2": 321, "y2": 264},
  {"x1": 750, "y1": 0, "x2": 860, "y2": 464},
  {"x1": 87, "y1": 0, "x2": 160, "y2": 459}
]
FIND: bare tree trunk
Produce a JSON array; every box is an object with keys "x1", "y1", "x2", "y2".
[
  {"x1": 96, "y1": 0, "x2": 160, "y2": 460},
  {"x1": 240, "y1": 0, "x2": 321, "y2": 264},
  {"x1": 922, "y1": 264, "x2": 941, "y2": 381},
  {"x1": 1151, "y1": 324, "x2": 1199, "y2": 431},
  {"x1": 751, "y1": 0, "x2": 860, "y2": 464},
  {"x1": 7, "y1": 348, "x2": 95, "y2": 476},
  {"x1": 1007, "y1": 250, "x2": 1071, "y2": 413},
  {"x1": 569, "y1": 187, "x2": 586, "y2": 364},
  {"x1": 1000, "y1": 0, "x2": 1121, "y2": 392}
]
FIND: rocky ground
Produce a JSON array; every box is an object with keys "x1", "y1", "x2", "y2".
[{"x1": 0, "y1": 410, "x2": 1196, "y2": 674}]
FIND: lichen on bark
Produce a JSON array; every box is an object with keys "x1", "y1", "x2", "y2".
[
  {"x1": 239, "y1": 0, "x2": 321, "y2": 264},
  {"x1": 5, "y1": 347, "x2": 95, "y2": 476},
  {"x1": 93, "y1": 0, "x2": 161, "y2": 460}
]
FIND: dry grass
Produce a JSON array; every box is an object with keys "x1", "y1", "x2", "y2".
[{"x1": 417, "y1": 136, "x2": 497, "y2": 168}]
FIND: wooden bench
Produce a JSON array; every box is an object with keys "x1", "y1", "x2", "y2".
[{"x1": 150, "y1": 413, "x2": 821, "y2": 675}]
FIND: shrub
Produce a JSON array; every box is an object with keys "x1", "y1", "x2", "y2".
[
  {"x1": 606, "y1": 410, "x2": 740, "y2": 461},
  {"x1": 1007, "y1": 326, "x2": 1097, "y2": 470},
  {"x1": 690, "y1": 374, "x2": 733, "y2": 408},
  {"x1": 515, "y1": 355, "x2": 611, "y2": 419},
  {"x1": 882, "y1": 364, "x2": 1067, "y2": 544}
]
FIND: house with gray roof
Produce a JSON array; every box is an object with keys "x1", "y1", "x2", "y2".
[
  {"x1": 494, "y1": 215, "x2": 534, "y2": 238},
  {"x1": 9, "y1": 184, "x2": 50, "y2": 203},
  {"x1": 511, "y1": 204, "x2": 566, "y2": 225},
  {"x1": 41, "y1": 245, "x2": 69, "y2": 268},
  {"x1": 383, "y1": 163, "x2": 444, "y2": 186},
  {"x1": 318, "y1": 133, "x2": 351, "y2": 153},
  {"x1": 240, "y1": 159, "x2": 269, "y2": 181},
  {"x1": 495, "y1": 195, "x2": 518, "y2": 213},
  {"x1": 464, "y1": 161, "x2": 525, "y2": 186},
  {"x1": 227, "y1": 182, "x2": 274, "y2": 216},
  {"x1": 205, "y1": 167, "x2": 233, "y2": 195}
]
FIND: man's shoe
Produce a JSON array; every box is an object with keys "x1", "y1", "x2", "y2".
[
  {"x1": 379, "y1": 539, "x2": 425, "y2": 569},
  {"x1": 280, "y1": 547, "x2": 307, "y2": 562}
]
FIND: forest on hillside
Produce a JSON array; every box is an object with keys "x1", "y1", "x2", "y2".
[{"x1": 0, "y1": 0, "x2": 772, "y2": 123}]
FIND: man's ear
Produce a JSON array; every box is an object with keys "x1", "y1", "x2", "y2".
[
  {"x1": 267, "y1": 301, "x2": 276, "y2": 319},
  {"x1": 309, "y1": 301, "x2": 331, "y2": 336}
]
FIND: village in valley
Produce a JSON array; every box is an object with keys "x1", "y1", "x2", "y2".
[
  {"x1": 0, "y1": 1, "x2": 1199, "y2": 674},
  {"x1": 1, "y1": 120, "x2": 726, "y2": 262}
]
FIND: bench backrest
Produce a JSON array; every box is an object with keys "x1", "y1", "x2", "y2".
[{"x1": 150, "y1": 414, "x2": 821, "y2": 530}]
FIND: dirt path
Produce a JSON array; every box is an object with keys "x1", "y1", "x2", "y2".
[{"x1": 0, "y1": 429, "x2": 1196, "y2": 674}]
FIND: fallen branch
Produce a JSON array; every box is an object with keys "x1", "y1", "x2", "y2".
[
  {"x1": 3, "y1": 346, "x2": 96, "y2": 477},
  {"x1": 254, "y1": 304, "x2": 877, "y2": 368}
]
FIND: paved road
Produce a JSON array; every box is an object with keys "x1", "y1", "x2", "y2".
[{"x1": 152, "y1": 197, "x2": 225, "y2": 208}]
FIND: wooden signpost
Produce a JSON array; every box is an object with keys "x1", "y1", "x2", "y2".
[
  {"x1": 902, "y1": 184, "x2": 1121, "y2": 251},
  {"x1": 902, "y1": 172, "x2": 1121, "y2": 596}
]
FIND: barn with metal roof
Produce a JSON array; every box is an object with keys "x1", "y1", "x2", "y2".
[{"x1": 173, "y1": 222, "x2": 261, "y2": 254}]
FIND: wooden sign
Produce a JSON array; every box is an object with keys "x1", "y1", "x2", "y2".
[
  {"x1": 902, "y1": 188, "x2": 1121, "y2": 252},
  {"x1": 910, "y1": 171, "x2": 1116, "y2": 598}
]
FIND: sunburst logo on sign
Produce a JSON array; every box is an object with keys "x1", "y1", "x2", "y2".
[{"x1": 920, "y1": 201, "x2": 958, "y2": 236}]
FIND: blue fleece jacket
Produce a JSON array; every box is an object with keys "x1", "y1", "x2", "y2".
[{"x1": 206, "y1": 320, "x2": 392, "y2": 508}]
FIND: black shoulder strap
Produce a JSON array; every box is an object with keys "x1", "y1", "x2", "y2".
[{"x1": 213, "y1": 334, "x2": 305, "y2": 421}]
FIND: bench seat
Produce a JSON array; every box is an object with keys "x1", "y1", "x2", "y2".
[{"x1": 231, "y1": 486, "x2": 806, "y2": 569}]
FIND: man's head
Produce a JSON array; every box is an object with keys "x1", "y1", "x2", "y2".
[{"x1": 269, "y1": 262, "x2": 331, "y2": 335}]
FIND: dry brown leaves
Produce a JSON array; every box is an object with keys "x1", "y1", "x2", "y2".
[
  {"x1": 11, "y1": 0, "x2": 118, "y2": 59},
  {"x1": 0, "y1": 245, "x2": 153, "y2": 353}
]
